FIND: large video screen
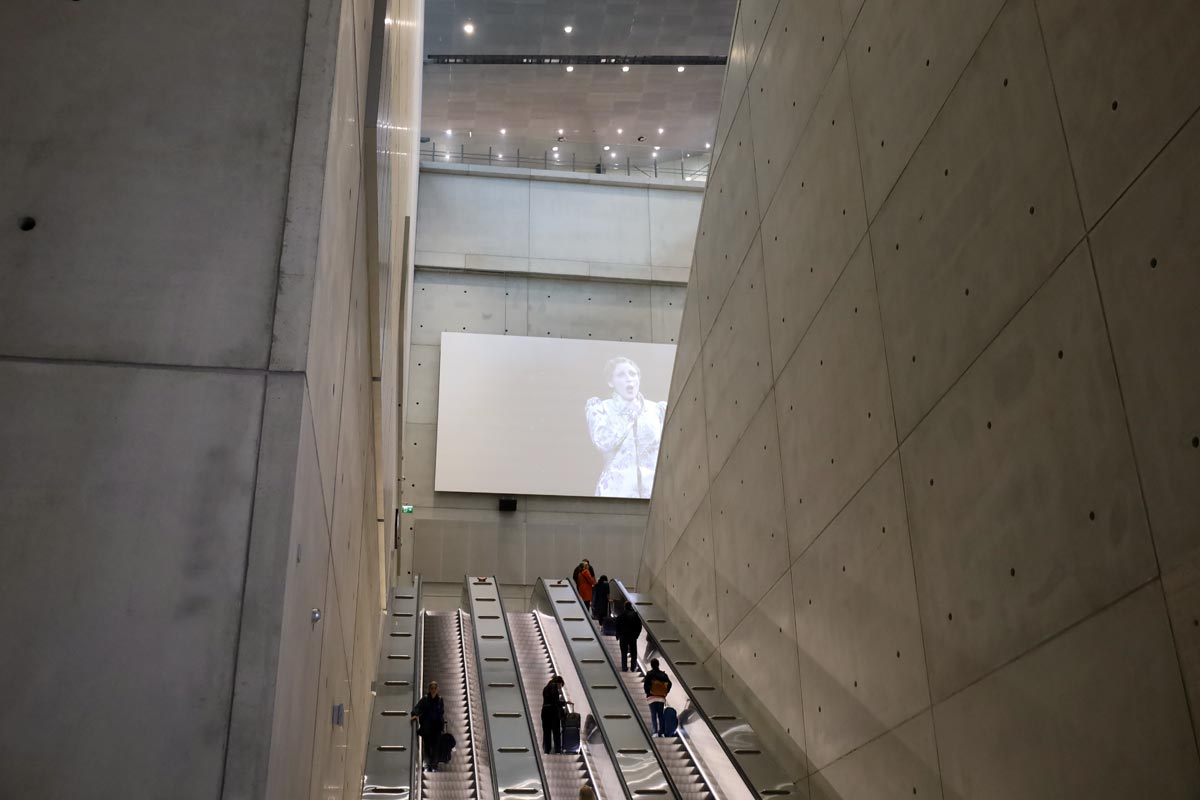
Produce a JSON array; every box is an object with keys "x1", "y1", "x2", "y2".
[{"x1": 434, "y1": 332, "x2": 676, "y2": 499}]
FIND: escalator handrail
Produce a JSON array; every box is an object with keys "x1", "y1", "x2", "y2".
[
  {"x1": 610, "y1": 580, "x2": 761, "y2": 799},
  {"x1": 456, "y1": 608, "x2": 487, "y2": 799},
  {"x1": 529, "y1": 606, "x2": 602, "y2": 800}
]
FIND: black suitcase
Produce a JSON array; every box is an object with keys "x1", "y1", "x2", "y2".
[
  {"x1": 602, "y1": 617, "x2": 618, "y2": 637},
  {"x1": 438, "y1": 731, "x2": 456, "y2": 763},
  {"x1": 561, "y1": 712, "x2": 582, "y2": 753}
]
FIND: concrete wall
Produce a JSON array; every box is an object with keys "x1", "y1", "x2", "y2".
[
  {"x1": 414, "y1": 165, "x2": 703, "y2": 284},
  {"x1": 401, "y1": 168, "x2": 694, "y2": 588},
  {"x1": 0, "y1": 0, "x2": 420, "y2": 797},
  {"x1": 641, "y1": 0, "x2": 1200, "y2": 797}
]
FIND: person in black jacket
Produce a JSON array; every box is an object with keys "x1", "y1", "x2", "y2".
[
  {"x1": 592, "y1": 575, "x2": 611, "y2": 622},
  {"x1": 411, "y1": 681, "x2": 446, "y2": 771},
  {"x1": 615, "y1": 601, "x2": 642, "y2": 672},
  {"x1": 642, "y1": 659, "x2": 673, "y2": 736},
  {"x1": 541, "y1": 676, "x2": 567, "y2": 754}
]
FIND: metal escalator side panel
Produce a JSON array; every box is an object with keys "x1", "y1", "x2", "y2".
[
  {"x1": 364, "y1": 577, "x2": 424, "y2": 800},
  {"x1": 610, "y1": 581, "x2": 795, "y2": 800},
  {"x1": 464, "y1": 577, "x2": 547, "y2": 800},
  {"x1": 534, "y1": 578, "x2": 676, "y2": 800}
]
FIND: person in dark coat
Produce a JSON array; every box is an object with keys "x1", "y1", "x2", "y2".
[
  {"x1": 643, "y1": 659, "x2": 673, "y2": 736},
  {"x1": 541, "y1": 676, "x2": 567, "y2": 754},
  {"x1": 615, "y1": 601, "x2": 643, "y2": 672},
  {"x1": 592, "y1": 575, "x2": 611, "y2": 621},
  {"x1": 411, "y1": 680, "x2": 446, "y2": 771}
]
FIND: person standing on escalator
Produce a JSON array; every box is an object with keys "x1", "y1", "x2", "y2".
[
  {"x1": 411, "y1": 681, "x2": 446, "y2": 772},
  {"x1": 616, "y1": 601, "x2": 642, "y2": 672},
  {"x1": 576, "y1": 560, "x2": 597, "y2": 606},
  {"x1": 643, "y1": 659, "x2": 672, "y2": 737},
  {"x1": 592, "y1": 574, "x2": 611, "y2": 621},
  {"x1": 541, "y1": 676, "x2": 567, "y2": 754}
]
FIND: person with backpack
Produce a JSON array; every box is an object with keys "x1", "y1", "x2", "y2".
[
  {"x1": 576, "y1": 561, "x2": 597, "y2": 605},
  {"x1": 592, "y1": 574, "x2": 611, "y2": 621},
  {"x1": 541, "y1": 675, "x2": 567, "y2": 754},
  {"x1": 411, "y1": 680, "x2": 446, "y2": 771},
  {"x1": 615, "y1": 601, "x2": 642, "y2": 672},
  {"x1": 642, "y1": 659, "x2": 672, "y2": 737}
]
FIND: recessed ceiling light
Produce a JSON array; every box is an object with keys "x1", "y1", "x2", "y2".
[
  {"x1": 677, "y1": 65, "x2": 686, "y2": 72},
  {"x1": 462, "y1": 22, "x2": 475, "y2": 34},
  {"x1": 497, "y1": 154, "x2": 503, "y2": 159},
  {"x1": 500, "y1": 128, "x2": 506, "y2": 134},
  {"x1": 654, "y1": 146, "x2": 661, "y2": 151},
  {"x1": 610, "y1": 152, "x2": 617, "y2": 158},
  {"x1": 617, "y1": 128, "x2": 623, "y2": 134},
  {"x1": 563, "y1": 25, "x2": 573, "y2": 33},
  {"x1": 558, "y1": 129, "x2": 564, "y2": 135},
  {"x1": 603, "y1": 145, "x2": 610, "y2": 151},
  {"x1": 658, "y1": 128, "x2": 665, "y2": 134},
  {"x1": 621, "y1": 65, "x2": 630, "y2": 72},
  {"x1": 705, "y1": 142, "x2": 711, "y2": 149},
  {"x1": 565, "y1": 65, "x2": 574, "y2": 72},
  {"x1": 554, "y1": 153, "x2": 560, "y2": 159},
  {"x1": 552, "y1": 146, "x2": 559, "y2": 151},
  {"x1": 685, "y1": 152, "x2": 691, "y2": 157},
  {"x1": 445, "y1": 129, "x2": 453, "y2": 135},
  {"x1": 652, "y1": 152, "x2": 657, "y2": 158}
]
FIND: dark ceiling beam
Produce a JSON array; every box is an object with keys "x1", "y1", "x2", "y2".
[{"x1": 424, "y1": 54, "x2": 727, "y2": 65}]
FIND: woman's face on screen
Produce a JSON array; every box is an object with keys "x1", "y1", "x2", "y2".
[{"x1": 609, "y1": 362, "x2": 640, "y2": 400}]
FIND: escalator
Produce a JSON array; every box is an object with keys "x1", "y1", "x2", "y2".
[
  {"x1": 597, "y1": 627, "x2": 715, "y2": 800},
  {"x1": 419, "y1": 610, "x2": 494, "y2": 800},
  {"x1": 508, "y1": 610, "x2": 597, "y2": 799}
]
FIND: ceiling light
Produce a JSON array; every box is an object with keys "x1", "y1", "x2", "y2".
[
  {"x1": 603, "y1": 145, "x2": 610, "y2": 151},
  {"x1": 552, "y1": 146, "x2": 559, "y2": 151},
  {"x1": 497, "y1": 154, "x2": 503, "y2": 159},
  {"x1": 558, "y1": 129, "x2": 564, "y2": 135},
  {"x1": 685, "y1": 152, "x2": 691, "y2": 157},
  {"x1": 445, "y1": 129, "x2": 452, "y2": 135},
  {"x1": 554, "y1": 153, "x2": 560, "y2": 159},
  {"x1": 654, "y1": 145, "x2": 661, "y2": 151},
  {"x1": 617, "y1": 128, "x2": 623, "y2": 134},
  {"x1": 610, "y1": 152, "x2": 617, "y2": 158},
  {"x1": 622, "y1": 65, "x2": 630, "y2": 72},
  {"x1": 565, "y1": 65, "x2": 574, "y2": 72},
  {"x1": 563, "y1": 25, "x2": 573, "y2": 33},
  {"x1": 462, "y1": 22, "x2": 475, "y2": 34},
  {"x1": 677, "y1": 65, "x2": 686, "y2": 72},
  {"x1": 658, "y1": 128, "x2": 664, "y2": 134},
  {"x1": 652, "y1": 152, "x2": 657, "y2": 158},
  {"x1": 705, "y1": 142, "x2": 711, "y2": 149},
  {"x1": 500, "y1": 128, "x2": 506, "y2": 134}
]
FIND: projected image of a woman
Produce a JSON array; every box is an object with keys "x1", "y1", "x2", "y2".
[{"x1": 585, "y1": 357, "x2": 666, "y2": 498}]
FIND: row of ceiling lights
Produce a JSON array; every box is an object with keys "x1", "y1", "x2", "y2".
[
  {"x1": 440, "y1": 127, "x2": 712, "y2": 151},
  {"x1": 460, "y1": 21, "x2": 688, "y2": 72}
]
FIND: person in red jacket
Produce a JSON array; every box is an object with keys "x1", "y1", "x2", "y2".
[{"x1": 576, "y1": 559, "x2": 597, "y2": 603}]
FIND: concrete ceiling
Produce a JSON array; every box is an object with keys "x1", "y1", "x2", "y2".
[{"x1": 421, "y1": 1, "x2": 736, "y2": 161}]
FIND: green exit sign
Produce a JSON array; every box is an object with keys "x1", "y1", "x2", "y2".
[{"x1": 401, "y1": 505, "x2": 414, "y2": 514}]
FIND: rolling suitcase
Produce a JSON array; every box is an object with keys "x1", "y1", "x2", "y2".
[
  {"x1": 438, "y1": 731, "x2": 456, "y2": 763},
  {"x1": 561, "y1": 709, "x2": 582, "y2": 753},
  {"x1": 660, "y1": 706, "x2": 679, "y2": 737},
  {"x1": 602, "y1": 616, "x2": 618, "y2": 637}
]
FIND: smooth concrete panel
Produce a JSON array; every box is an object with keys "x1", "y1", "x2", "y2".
[
  {"x1": 934, "y1": 584, "x2": 1200, "y2": 800},
  {"x1": 410, "y1": 270, "x2": 509, "y2": 345},
  {"x1": 775, "y1": 240, "x2": 896, "y2": 560},
  {"x1": 720, "y1": 571, "x2": 807, "y2": 770},
  {"x1": 1089, "y1": 113, "x2": 1200, "y2": 571},
  {"x1": 1037, "y1": 0, "x2": 1200, "y2": 225},
  {"x1": 711, "y1": 391, "x2": 791, "y2": 639},
  {"x1": 871, "y1": 0, "x2": 1084, "y2": 437},
  {"x1": 840, "y1": 0, "x2": 866, "y2": 35},
  {"x1": 696, "y1": 96, "x2": 761, "y2": 339},
  {"x1": 264, "y1": 388, "x2": 332, "y2": 800},
  {"x1": 405, "y1": 344, "x2": 440, "y2": 424},
  {"x1": 662, "y1": 362, "x2": 710, "y2": 546},
  {"x1": 0, "y1": 0, "x2": 305, "y2": 368},
  {"x1": 662, "y1": 494, "x2": 721, "y2": 659},
  {"x1": 667, "y1": 276, "x2": 702, "y2": 411},
  {"x1": 505, "y1": 274, "x2": 529, "y2": 336},
  {"x1": 414, "y1": 172, "x2": 531, "y2": 257},
  {"x1": 308, "y1": 564, "x2": 351, "y2": 800},
  {"x1": 412, "y1": 516, "x2": 444, "y2": 580},
  {"x1": 1163, "y1": 555, "x2": 1200, "y2": 739},
  {"x1": 650, "y1": 284, "x2": 686, "y2": 345},
  {"x1": 649, "y1": 188, "x2": 703, "y2": 268},
  {"x1": 761, "y1": 55, "x2": 868, "y2": 376},
  {"x1": 901, "y1": 246, "x2": 1156, "y2": 701},
  {"x1": 792, "y1": 455, "x2": 929, "y2": 770},
  {"x1": 531, "y1": 181, "x2": 651, "y2": 265},
  {"x1": 702, "y1": 238, "x2": 775, "y2": 479},
  {"x1": 809, "y1": 712, "x2": 942, "y2": 800},
  {"x1": 525, "y1": 277, "x2": 652, "y2": 342},
  {"x1": 717, "y1": 0, "x2": 779, "y2": 164},
  {"x1": 401, "y1": 422, "x2": 436, "y2": 508},
  {"x1": 747, "y1": 0, "x2": 844, "y2": 212},
  {"x1": 846, "y1": 0, "x2": 1006, "y2": 216},
  {"x1": 0, "y1": 361, "x2": 264, "y2": 799}
]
